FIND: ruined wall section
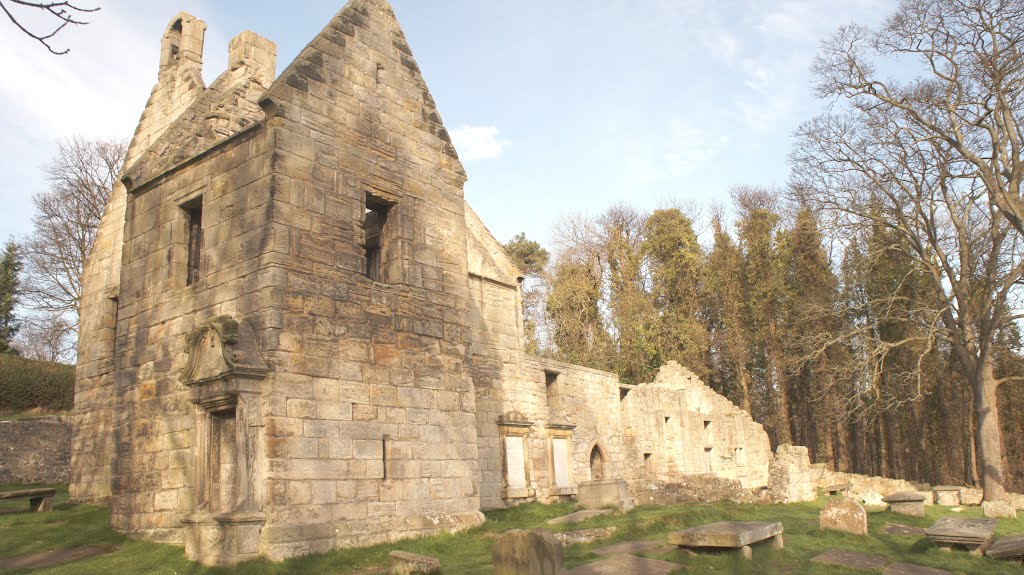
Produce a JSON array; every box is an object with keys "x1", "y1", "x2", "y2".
[
  {"x1": 71, "y1": 13, "x2": 210, "y2": 504},
  {"x1": 620, "y1": 362, "x2": 773, "y2": 491},
  {"x1": 254, "y1": 0, "x2": 482, "y2": 559}
]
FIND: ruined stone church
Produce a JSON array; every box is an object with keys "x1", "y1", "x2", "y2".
[{"x1": 70, "y1": 0, "x2": 774, "y2": 565}]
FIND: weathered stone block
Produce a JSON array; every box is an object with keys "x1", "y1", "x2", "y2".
[
  {"x1": 577, "y1": 479, "x2": 634, "y2": 512},
  {"x1": 387, "y1": 550, "x2": 440, "y2": 575},
  {"x1": 982, "y1": 500, "x2": 1017, "y2": 518},
  {"x1": 492, "y1": 529, "x2": 565, "y2": 575},
  {"x1": 820, "y1": 497, "x2": 867, "y2": 536}
]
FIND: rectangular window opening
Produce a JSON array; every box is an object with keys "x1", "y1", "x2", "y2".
[
  {"x1": 364, "y1": 196, "x2": 391, "y2": 282},
  {"x1": 703, "y1": 447, "x2": 714, "y2": 473},
  {"x1": 643, "y1": 452, "x2": 654, "y2": 475},
  {"x1": 182, "y1": 197, "x2": 203, "y2": 286},
  {"x1": 382, "y1": 434, "x2": 390, "y2": 481},
  {"x1": 545, "y1": 370, "x2": 559, "y2": 408}
]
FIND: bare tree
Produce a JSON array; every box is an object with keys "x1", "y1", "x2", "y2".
[
  {"x1": 0, "y1": 1, "x2": 98, "y2": 55},
  {"x1": 809, "y1": 0, "x2": 1024, "y2": 234},
  {"x1": 792, "y1": 77, "x2": 1024, "y2": 503},
  {"x1": 21, "y1": 137, "x2": 126, "y2": 341},
  {"x1": 13, "y1": 312, "x2": 75, "y2": 362}
]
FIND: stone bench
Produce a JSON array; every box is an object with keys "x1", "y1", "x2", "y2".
[
  {"x1": 669, "y1": 521, "x2": 783, "y2": 560},
  {"x1": 824, "y1": 483, "x2": 852, "y2": 497},
  {"x1": 883, "y1": 492, "x2": 926, "y2": 517},
  {"x1": 0, "y1": 488, "x2": 57, "y2": 512}
]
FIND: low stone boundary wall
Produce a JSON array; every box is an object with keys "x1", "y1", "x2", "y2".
[{"x1": 0, "y1": 416, "x2": 72, "y2": 485}]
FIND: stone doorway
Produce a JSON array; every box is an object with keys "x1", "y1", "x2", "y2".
[{"x1": 589, "y1": 445, "x2": 605, "y2": 480}]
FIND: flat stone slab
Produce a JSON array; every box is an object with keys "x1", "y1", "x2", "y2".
[
  {"x1": 0, "y1": 544, "x2": 118, "y2": 571},
  {"x1": 669, "y1": 521, "x2": 782, "y2": 548},
  {"x1": 552, "y1": 527, "x2": 616, "y2": 546},
  {"x1": 987, "y1": 534, "x2": 1024, "y2": 561},
  {"x1": 593, "y1": 541, "x2": 669, "y2": 557},
  {"x1": 883, "y1": 492, "x2": 926, "y2": 503},
  {"x1": 566, "y1": 554, "x2": 680, "y2": 575},
  {"x1": 924, "y1": 517, "x2": 997, "y2": 547},
  {"x1": 884, "y1": 523, "x2": 926, "y2": 536},
  {"x1": 811, "y1": 549, "x2": 888, "y2": 570},
  {"x1": 884, "y1": 563, "x2": 951, "y2": 575},
  {"x1": 547, "y1": 510, "x2": 612, "y2": 525}
]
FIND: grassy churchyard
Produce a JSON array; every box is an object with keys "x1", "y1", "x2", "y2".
[{"x1": 1, "y1": 484, "x2": 1021, "y2": 574}]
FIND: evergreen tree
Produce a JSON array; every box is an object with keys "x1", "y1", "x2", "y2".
[{"x1": 0, "y1": 241, "x2": 23, "y2": 355}]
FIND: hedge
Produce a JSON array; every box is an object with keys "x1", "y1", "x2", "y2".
[{"x1": 0, "y1": 354, "x2": 74, "y2": 413}]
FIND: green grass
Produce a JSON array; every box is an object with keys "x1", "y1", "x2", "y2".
[{"x1": 2, "y1": 487, "x2": 1021, "y2": 574}]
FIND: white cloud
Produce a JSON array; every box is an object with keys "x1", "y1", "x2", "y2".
[{"x1": 450, "y1": 125, "x2": 509, "y2": 161}]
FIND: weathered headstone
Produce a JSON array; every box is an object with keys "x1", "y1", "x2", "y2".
[
  {"x1": 492, "y1": 529, "x2": 565, "y2": 575},
  {"x1": 884, "y1": 563, "x2": 951, "y2": 575},
  {"x1": 820, "y1": 497, "x2": 868, "y2": 535},
  {"x1": 669, "y1": 521, "x2": 783, "y2": 560},
  {"x1": 987, "y1": 534, "x2": 1024, "y2": 562},
  {"x1": 387, "y1": 550, "x2": 440, "y2": 575},
  {"x1": 546, "y1": 510, "x2": 611, "y2": 525},
  {"x1": 982, "y1": 500, "x2": 1017, "y2": 519},
  {"x1": 924, "y1": 516, "x2": 996, "y2": 554},
  {"x1": 577, "y1": 479, "x2": 634, "y2": 512},
  {"x1": 932, "y1": 486, "x2": 961, "y2": 507},
  {"x1": 592, "y1": 541, "x2": 671, "y2": 557},
  {"x1": 811, "y1": 549, "x2": 888, "y2": 570},
  {"x1": 565, "y1": 554, "x2": 679, "y2": 575},
  {"x1": 882, "y1": 492, "x2": 926, "y2": 517}
]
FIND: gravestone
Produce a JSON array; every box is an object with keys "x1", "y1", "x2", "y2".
[
  {"x1": 883, "y1": 492, "x2": 926, "y2": 517},
  {"x1": 924, "y1": 516, "x2": 996, "y2": 554},
  {"x1": 566, "y1": 554, "x2": 679, "y2": 575},
  {"x1": 820, "y1": 497, "x2": 868, "y2": 535},
  {"x1": 577, "y1": 479, "x2": 634, "y2": 512},
  {"x1": 811, "y1": 549, "x2": 888, "y2": 570},
  {"x1": 982, "y1": 500, "x2": 1017, "y2": 519},
  {"x1": 387, "y1": 551, "x2": 440, "y2": 575},
  {"x1": 492, "y1": 529, "x2": 565, "y2": 575},
  {"x1": 884, "y1": 563, "x2": 951, "y2": 575},
  {"x1": 669, "y1": 521, "x2": 783, "y2": 560},
  {"x1": 546, "y1": 510, "x2": 611, "y2": 525},
  {"x1": 592, "y1": 541, "x2": 672, "y2": 557},
  {"x1": 987, "y1": 534, "x2": 1024, "y2": 562},
  {"x1": 932, "y1": 486, "x2": 961, "y2": 507}
]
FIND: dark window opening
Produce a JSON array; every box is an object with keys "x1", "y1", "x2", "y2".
[
  {"x1": 664, "y1": 416, "x2": 671, "y2": 424},
  {"x1": 364, "y1": 196, "x2": 390, "y2": 282},
  {"x1": 643, "y1": 452, "x2": 654, "y2": 474},
  {"x1": 182, "y1": 198, "x2": 203, "y2": 286},
  {"x1": 545, "y1": 370, "x2": 559, "y2": 408}
]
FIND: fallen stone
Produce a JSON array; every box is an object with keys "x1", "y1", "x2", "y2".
[
  {"x1": 860, "y1": 490, "x2": 885, "y2": 507},
  {"x1": 552, "y1": 527, "x2": 616, "y2": 546},
  {"x1": 0, "y1": 544, "x2": 118, "y2": 571},
  {"x1": 883, "y1": 563, "x2": 951, "y2": 575},
  {"x1": 987, "y1": 534, "x2": 1024, "y2": 561},
  {"x1": 884, "y1": 523, "x2": 926, "y2": 536},
  {"x1": 492, "y1": 529, "x2": 565, "y2": 575},
  {"x1": 820, "y1": 497, "x2": 868, "y2": 536},
  {"x1": 546, "y1": 510, "x2": 611, "y2": 525},
  {"x1": 811, "y1": 549, "x2": 888, "y2": 570},
  {"x1": 960, "y1": 488, "x2": 984, "y2": 506},
  {"x1": 565, "y1": 554, "x2": 680, "y2": 575},
  {"x1": 982, "y1": 500, "x2": 1017, "y2": 519},
  {"x1": 387, "y1": 550, "x2": 440, "y2": 575},
  {"x1": 592, "y1": 540, "x2": 668, "y2": 557}
]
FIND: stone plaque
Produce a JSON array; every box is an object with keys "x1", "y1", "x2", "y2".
[
  {"x1": 552, "y1": 438, "x2": 570, "y2": 488},
  {"x1": 506, "y1": 436, "x2": 527, "y2": 490}
]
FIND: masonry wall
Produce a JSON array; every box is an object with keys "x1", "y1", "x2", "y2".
[
  {"x1": 254, "y1": 0, "x2": 483, "y2": 559},
  {"x1": 0, "y1": 417, "x2": 72, "y2": 485},
  {"x1": 109, "y1": 126, "x2": 277, "y2": 543}
]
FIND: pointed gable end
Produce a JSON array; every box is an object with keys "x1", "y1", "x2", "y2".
[{"x1": 261, "y1": 0, "x2": 466, "y2": 183}]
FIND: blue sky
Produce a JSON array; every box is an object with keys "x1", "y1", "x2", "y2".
[{"x1": 0, "y1": 0, "x2": 892, "y2": 250}]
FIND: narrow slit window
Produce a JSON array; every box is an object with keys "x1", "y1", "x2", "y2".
[
  {"x1": 182, "y1": 197, "x2": 203, "y2": 286},
  {"x1": 364, "y1": 196, "x2": 390, "y2": 282},
  {"x1": 382, "y1": 434, "x2": 390, "y2": 480},
  {"x1": 545, "y1": 370, "x2": 559, "y2": 408}
]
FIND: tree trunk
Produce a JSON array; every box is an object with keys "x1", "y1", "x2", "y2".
[{"x1": 972, "y1": 357, "x2": 1007, "y2": 501}]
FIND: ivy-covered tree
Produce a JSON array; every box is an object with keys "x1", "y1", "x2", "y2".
[{"x1": 0, "y1": 241, "x2": 23, "y2": 355}]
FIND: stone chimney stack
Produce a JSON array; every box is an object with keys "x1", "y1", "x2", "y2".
[
  {"x1": 229, "y1": 31, "x2": 277, "y2": 88},
  {"x1": 160, "y1": 13, "x2": 205, "y2": 74}
]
